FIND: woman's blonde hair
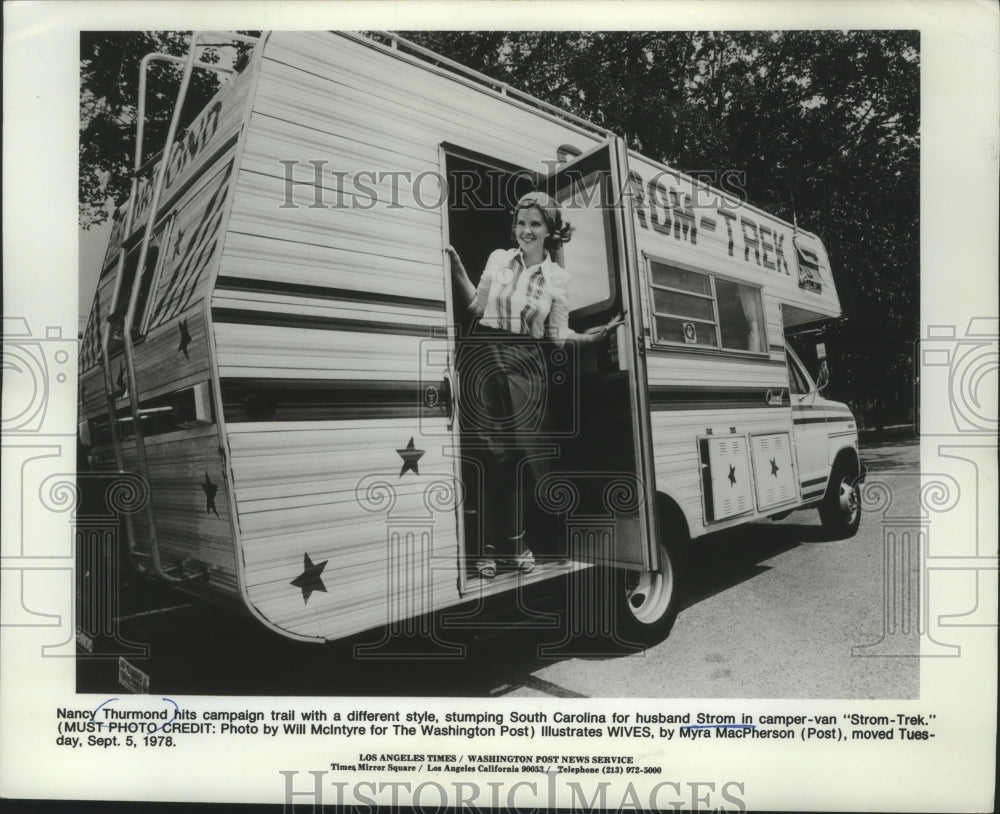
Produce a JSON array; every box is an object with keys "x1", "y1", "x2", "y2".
[{"x1": 511, "y1": 192, "x2": 573, "y2": 253}]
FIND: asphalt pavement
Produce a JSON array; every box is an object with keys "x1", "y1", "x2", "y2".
[{"x1": 78, "y1": 438, "x2": 921, "y2": 700}]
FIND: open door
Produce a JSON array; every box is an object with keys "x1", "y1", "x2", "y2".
[
  {"x1": 442, "y1": 138, "x2": 658, "y2": 593},
  {"x1": 542, "y1": 139, "x2": 658, "y2": 572}
]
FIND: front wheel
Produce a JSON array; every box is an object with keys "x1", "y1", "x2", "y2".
[
  {"x1": 818, "y1": 462, "x2": 862, "y2": 538},
  {"x1": 613, "y1": 522, "x2": 685, "y2": 647}
]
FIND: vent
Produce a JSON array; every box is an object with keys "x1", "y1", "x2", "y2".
[
  {"x1": 699, "y1": 436, "x2": 753, "y2": 522},
  {"x1": 750, "y1": 433, "x2": 797, "y2": 511}
]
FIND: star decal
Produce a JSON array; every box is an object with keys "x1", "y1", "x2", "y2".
[
  {"x1": 727, "y1": 463, "x2": 737, "y2": 486},
  {"x1": 397, "y1": 436, "x2": 425, "y2": 477},
  {"x1": 200, "y1": 471, "x2": 219, "y2": 517},
  {"x1": 770, "y1": 457, "x2": 780, "y2": 477},
  {"x1": 177, "y1": 319, "x2": 192, "y2": 360},
  {"x1": 291, "y1": 552, "x2": 328, "y2": 604}
]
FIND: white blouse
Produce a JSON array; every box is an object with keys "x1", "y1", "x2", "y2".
[{"x1": 471, "y1": 248, "x2": 572, "y2": 342}]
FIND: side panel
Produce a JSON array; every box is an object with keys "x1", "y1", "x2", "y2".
[
  {"x1": 226, "y1": 421, "x2": 459, "y2": 642},
  {"x1": 79, "y1": 274, "x2": 117, "y2": 420},
  {"x1": 88, "y1": 426, "x2": 240, "y2": 602},
  {"x1": 213, "y1": 31, "x2": 609, "y2": 640},
  {"x1": 125, "y1": 73, "x2": 251, "y2": 248},
  {"x1": 626, "y1": 153, "x2": 841, "y2": 325},
  {"x1": 623, "y1": 152, "x2": 830, "y2": 540},
  {"x1": 791, "y1": 394, "x2": 832, "y2": 498},
  {"x1": 78, "y1": 65, "x2": 254, "y2": 604},
  {"x1": 648, "y1": 404, "x2": 795, "y2": 538},
  {"x1": 140, "y1": 153, "x2": 239, "y2": 339}
]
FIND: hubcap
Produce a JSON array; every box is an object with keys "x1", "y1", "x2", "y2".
[
  {"x1": 625, "y1": 550, "x2": 675, "y2": 624},
  {"x1": 838, "y1": 478, "x2": 860, "y2": 524}
]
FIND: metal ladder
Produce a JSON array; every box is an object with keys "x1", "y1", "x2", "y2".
[{"x1": 97, "y1": 31, "x2": 260, "y2": 582}]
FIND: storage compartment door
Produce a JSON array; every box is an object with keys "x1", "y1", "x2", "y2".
[
  {"x1": 699, "y1": 436, "x2": 754, "y2": 522},
  {"x1": 749, "y1": 432, "x2": 797, "y2": 511}
]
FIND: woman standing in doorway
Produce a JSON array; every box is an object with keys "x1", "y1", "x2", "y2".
[{"x1": 447, "y1": 192, "x2": 624, "y2": 578}]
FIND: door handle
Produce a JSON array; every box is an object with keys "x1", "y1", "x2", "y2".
[{"x1": 441, "y1": 372, "x2": 457, "y2": 430}]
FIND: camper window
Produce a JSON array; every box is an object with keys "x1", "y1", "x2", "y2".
[
  {"x1": 555, "y1": 170, "x2": 616, "y2": 317},
  {"x1": 647, "y1": 259, "x2": 765, "y2": 353}
]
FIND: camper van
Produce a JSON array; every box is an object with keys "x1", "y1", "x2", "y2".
[{"x1": 78, "y1": 30, "x2": 865, "y2": 646}]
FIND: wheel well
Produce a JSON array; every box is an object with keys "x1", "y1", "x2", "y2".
[
  {"x1": 655, "y1": 492, "x2": 690, "y2": 544},
  {"x1": 830, "y1": 447, "x2": 861, "y2": 479},
  {"x1": 824, "y1": 448, "x2": 861, "y2": 502}
]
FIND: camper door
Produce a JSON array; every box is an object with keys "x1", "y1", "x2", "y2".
[{"x1": 543, "y1": 139, "x2": 658, "y2": 571}]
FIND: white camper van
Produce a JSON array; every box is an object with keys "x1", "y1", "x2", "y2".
[{"x1": 79, "y1": 30, "x2": 865, "y2": 646}]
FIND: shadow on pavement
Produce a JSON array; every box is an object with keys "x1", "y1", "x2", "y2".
[{"x1": 77, "y1": 513, "x2": 856, "y2": 696}]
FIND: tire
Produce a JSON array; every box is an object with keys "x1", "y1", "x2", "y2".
[
  {"x1": 818, "y1": 461, "x2": 862, "y2": 538},
  {"x1": 612, "y1": 518, "x2": 685, "y2": 647}
]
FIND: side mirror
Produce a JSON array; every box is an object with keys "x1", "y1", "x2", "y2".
[{"x1": 816, "y1": 360, "x2": 830, "y2": 393}]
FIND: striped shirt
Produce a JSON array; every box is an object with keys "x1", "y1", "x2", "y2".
[{"x1": 472, "y1": 248, "x2": 572, "y2": 341}]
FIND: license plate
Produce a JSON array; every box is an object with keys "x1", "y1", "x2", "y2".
[
  {"x1": 75, "y1": 629, "x2": 94, "y2": 653},
  {"x1": 118, "y1": 657, "x2": 150, "y2": 694}
]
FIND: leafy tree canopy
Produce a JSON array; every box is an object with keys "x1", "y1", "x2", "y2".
[
  {"x1": 79, "y1": 31, "x2": 255, "y2": 228},
  {"x1": 400, "y1": 30, "x2": 919, "y2": 422}
]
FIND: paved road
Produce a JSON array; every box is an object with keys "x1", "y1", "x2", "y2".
[
  {"x1": 78, "y1": 439, "x2": 920, "y2": 700},
  {"x1": 503, "y1": 437, "x2": 921, "y2": 700}
]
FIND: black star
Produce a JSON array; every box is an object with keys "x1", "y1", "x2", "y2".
[
  {"x1": 291, "y1": 552, "x2": 328, "y2": 604},
  {"x1": 728, "y1": 463, "x2": 737, "y2": 486},
  {"x1": 200, "y1": 471, "x2": 219, "y2": 517},
  {"x1": 770, "y1": 458, "x2": 780, "y2": 477},
  {"x1": 177, "y1": 319, "x2": 192, "y2": 360},
  {"x1": 397, "y1": 436, "x2": 425, "y2": 477}
]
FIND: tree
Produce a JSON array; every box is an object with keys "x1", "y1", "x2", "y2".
[
  {"x1": 79, "y1": 31, "x2": 256, "y2": 228},
  {"x1": 79, "y1": 30, "x2": 919, "y2": 426},
  {"x1": 401, "y1": 30, "x2": 919, "y2": 426}
]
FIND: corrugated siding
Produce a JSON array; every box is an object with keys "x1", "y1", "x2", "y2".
[
  {"x1": 90, "y1": 428, "x2": 240, "y2": 602},
  {"x1": 215, "y1": 232, "x2": 441, "y2": 303},
  {"x1": 213, "y1": 30, "x2": 606, "y2": 640},
  {"x1": 122, "y1": 71, "x2": 251, "y2": 249},
  {"x1": 225, "y1": 168, "x2": 442, "y2": 270},
  {"x1": 142, "y1": 153, "x2": 239, "y2": 332},
  {"x1": 645, "y1": 352, "x2": 789, "y2": 390},
  {"x1": 228, "y1": 420, "x2": 461, "y2": 641},
  {"x1": 135, "y1": 305, "x2": 214, "y2": 401},
  {"x1": 79, "y1": 275, "x2": 113, "y2": 376},
  {"x1": 627, "y1": 152, "x2": 841, "y2": 325},
  {"x1": 214, "y1": 323, "x2": 446, "y2": 381},
  {"x1": 79, "y1": 368, "x2": 107, "y2": 419},
  {"x1": 79, "y1": 272, "x2": 114, "y2": 413},
  {"x1": 650, "y1": 407, "x2": 796, "y2": 537},
  {"x1": 259, "y1": 32, "x2": 592, "y2": 166}
]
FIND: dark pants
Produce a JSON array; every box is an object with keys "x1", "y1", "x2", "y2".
[{"x1": 459, "y1": 328, "x2": 551, "y2": 556}]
